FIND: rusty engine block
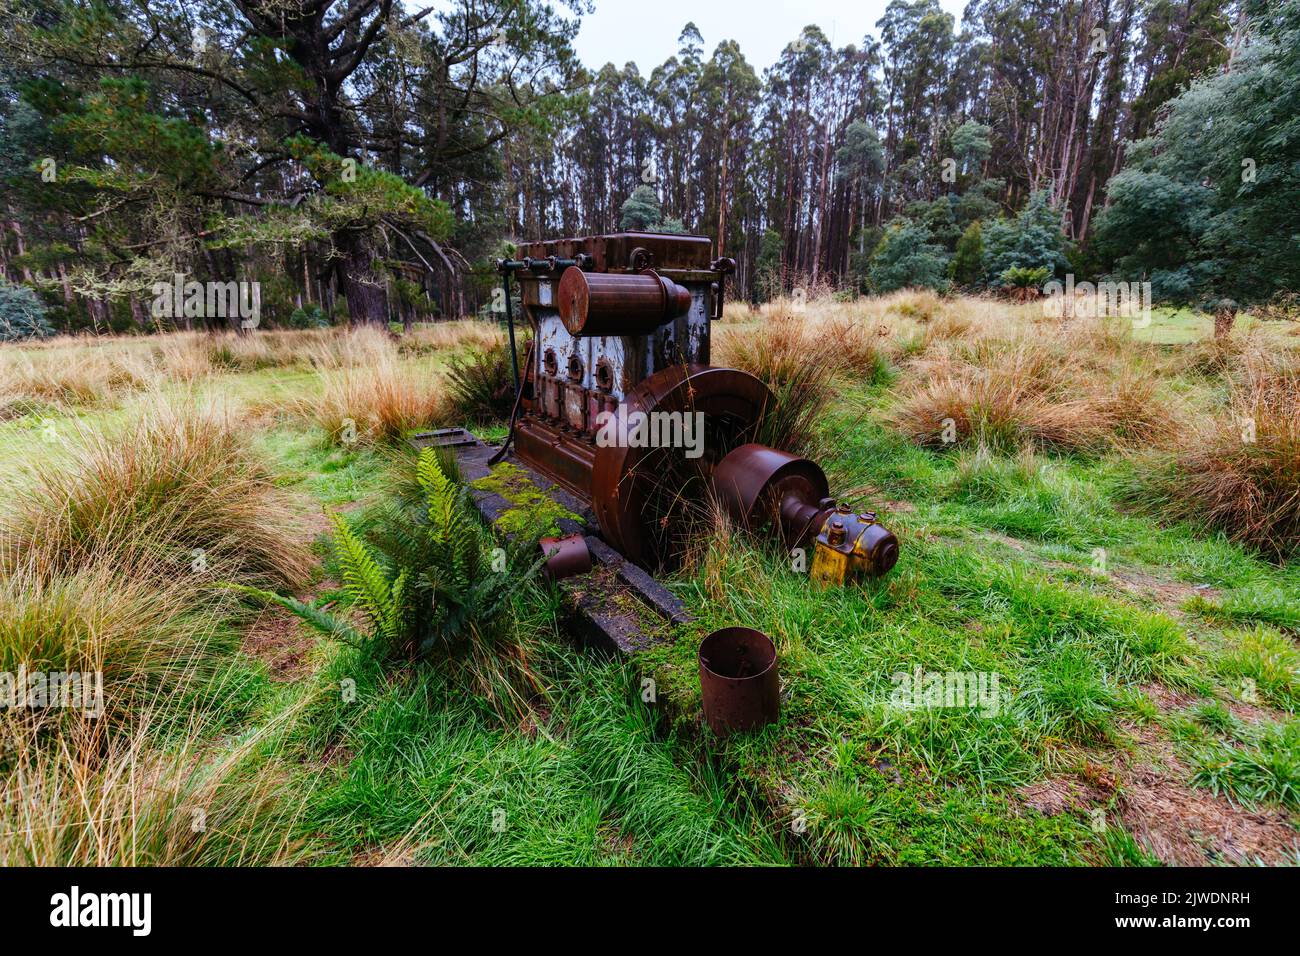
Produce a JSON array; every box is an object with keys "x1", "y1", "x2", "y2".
[{"x1": 496, "y1": 231, "x2": 897, "y2": 587}]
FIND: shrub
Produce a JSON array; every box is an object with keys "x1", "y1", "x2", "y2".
[
  {"x1": 287, "y1": 305, "x2": 330, "y2": 329},
  {"x1": 445, "y1": 338, "x2": 517, "y2": 422},
  {"x1": 619, "y1": 185, "x2": 665, "y2": 231},
  {"x1": 981, "y1": 189, "x2": 1070, "y2": 285},
  {"x1": 868, "y1": 221, "x2": 951, "y2": 293},
  {"x1": 0, "y1": 280, "x2": 54, "y2": 341},
  {"x1": 239, "y1": 449, "x2": 544, "y2": 716},
  {"x1": 950, "y1": 220, "x2": 984, "y2": 288}
]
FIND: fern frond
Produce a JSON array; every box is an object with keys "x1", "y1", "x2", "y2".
[
  {"x1": 415, "y1": 446, "x2": 454, "y2": 502},
  {"x1": 385, "y1": 568, "x2": 411, "y2": 646},
  {"x1": 328, "y1": 510, "x2": 395, "y2": 638},
  {"x1": 226, "y1": 583, "x2": 367, "y2": 647}
]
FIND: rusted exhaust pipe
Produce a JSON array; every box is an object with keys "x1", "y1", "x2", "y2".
[
  {"x1": 539, "y1": 534, "x2": 592, "y2": 582},
  {"x1": 698, "y1": 627, "x2": 780, "y2": 736}
]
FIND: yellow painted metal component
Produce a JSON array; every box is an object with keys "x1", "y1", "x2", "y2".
[{"x1": 809, "y1": 509, "x2": 899, "y2": 588}]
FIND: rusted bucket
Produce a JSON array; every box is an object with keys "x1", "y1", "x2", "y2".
[{"x1": 697, "y1": 627, "x2": 780, "y2": 736}]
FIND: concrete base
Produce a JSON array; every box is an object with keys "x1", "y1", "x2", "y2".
[{"x1": 452, "y1": 437, "x2": 691, "y2": 656}]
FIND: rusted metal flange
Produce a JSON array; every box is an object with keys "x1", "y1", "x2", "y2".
[
  {"x1": 539, "y1": 533, "x2": 592, "y2": 582},
  {"x1": 698, "y1": 627, "x2": 780, "y2": 736},
  {"x1": 710, "y1": 442, "x2": 833, "y2": 550}
]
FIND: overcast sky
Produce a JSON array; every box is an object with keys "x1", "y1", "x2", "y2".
[{"x1": 570, "y1": 0, "x2": 969, "y2": 74}]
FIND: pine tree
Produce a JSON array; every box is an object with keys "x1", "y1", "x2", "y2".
[
  {"x1": 619, "y1": 185, "x2": 665, "y2": 231},
  {"x1": 950, "y1": 221, "x2": 984, "y2": 288}
]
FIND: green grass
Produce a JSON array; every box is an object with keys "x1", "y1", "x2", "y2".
[
  {"x1": 2, "y1": 313, "x2": 1296, "y2": 867},
  {"x1": 635, "y1": 374, "x2": 1298, "y2": 865},
  {"x1": 1191, "y1": 719, "x2": 1300, "y2": 810},
  {"x1": 302, "y1": 645, "x2": 788, "y2": 865},
  {"x1": 1128, "y1": 306, "x2": 1294, "y2": 345}
]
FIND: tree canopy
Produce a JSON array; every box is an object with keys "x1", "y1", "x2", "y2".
[{"x1": 0, "y1": 0, "x2": 1283, "y2": 329}]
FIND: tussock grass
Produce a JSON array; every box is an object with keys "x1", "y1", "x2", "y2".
[
  {"x1": 2, "y1": 290, "x2": 1296, "y2": 868},
  {"x1": 1125, "y1": 350, "x2": 1300, "y2": 559},
  {"x1": 716, "y1": 316, "x2": 835, "y2": 455},
  {"x1": 888, "y1": 326, "x2": 1182, "y2": 454},
  {"x1": 1214, "y1": 626, "x2": 1300, "y2": 710},
  {"x1": 302, "y1": 353, "x2": 444, "y2": 446},
  {"x1": 0, "y1": 393, "x2": 312, "y2": 589},
  {"x1": 0, "y1": 391, "x2": 315, "y2": 866},
  {"x1": 401, "y1": 320, "x2": 505, "y2": 355},
  {"x1": 0, "y1": 559, "x2": 233, "y2": 729},
  {"x1": 716, "y1": 308, "x2": 891, "y2": 454},
  {"x1": 0, "y1": 322, "x2": 502, "y2": 412},
  {"x1": 0, "y1": 713, "x2": 309, "y2": 866}
]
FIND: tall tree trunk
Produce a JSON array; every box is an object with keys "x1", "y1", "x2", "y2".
[{"x1": 339, "y1": 230, "x2": 389, "y2": 326}]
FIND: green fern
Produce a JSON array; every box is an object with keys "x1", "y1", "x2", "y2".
[
  {"x1": 328, "y1": 511, "x2": 405, "y2": 644},
  {"x1": 227, "y1": 584, "x2": 366, "y2": 648},
  {"x1": 232, "y1": 447, "x2": 540, "y2": 662}
]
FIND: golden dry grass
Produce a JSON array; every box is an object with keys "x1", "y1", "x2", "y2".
[
  {"x1": 300, "y1": 352, "x2": 445, "y2": 446},
  {"x1": 0, "y1": 711, "x2": 308, "y2": 866},
  {"x1": 0, "y1": 393, "x2": 314, "y2": 589},
  {"x1": 0, "y1": 559, "x2": 233, "y2": 729},
  {"x1": 720, "y1": 291, "x2": 1185, "y2": 456},
  {"x1": 0, "y1": 388, "x2": 317, "y2": 866},
  {"x1": 888, "y1": 333, "x2": 1182, "y2": 453},
  {"x1": 0, "y1": 321, "x2": 502, "y2": 413},
  {"x1": 1130, "y1": 347, "x2": 1300, "y2": 559},
  {"x1": 715, "y1": 306, "x2": 894, "y2": 454},
  {"x1": 879, "y1": 298, "x2": 1184, "y2": 454}
]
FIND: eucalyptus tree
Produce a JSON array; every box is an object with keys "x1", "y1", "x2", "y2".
[
  {"x1": 1095, "y1": 0, "x2": 1300, "y2": 334},
  {"x1": 3, "y1": 0, "x2": 580, "y2": 325}
]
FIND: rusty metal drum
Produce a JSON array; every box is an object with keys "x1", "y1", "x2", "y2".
[{"x1": 698, "y1": 627, "x2": 780, "y2": 736}]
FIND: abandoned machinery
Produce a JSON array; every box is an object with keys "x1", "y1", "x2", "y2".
[{"x1": 495, "y1": 232, "x2": 899, "y2": 587}]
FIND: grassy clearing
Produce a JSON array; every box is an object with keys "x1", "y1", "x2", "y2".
[
  {"x1": 0, "y1": 296, "x2": 1295, "y2": 867},
  {"x1": 0, "y1": 392, "x2": 314, "y2": 588}
]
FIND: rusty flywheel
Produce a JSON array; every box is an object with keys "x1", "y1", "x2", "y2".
[{"x1": 591, "y1": 363, "x2": 772, "y2": 569}]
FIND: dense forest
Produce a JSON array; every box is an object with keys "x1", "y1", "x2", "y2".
[{"x1": 0, "y1": 0, "x2": 1296, "y2": 333}]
